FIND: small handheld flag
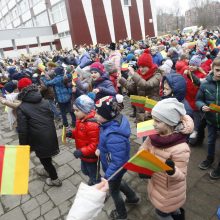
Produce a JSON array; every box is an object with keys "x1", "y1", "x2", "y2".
[
  {"x1": 137, "y1": 120, "x2": 157, "y2": 138},
  {"x1": 107, "y1": 149, "x2": 173, "y2": 181},
  {"x1": 62, "y1": 126, "x2": 66, "y2": 144},
  {"x1": 209, "y1": 103, "x2": 220, "y2": 113},
  {"x1": 144, "y1": 98, "x2": 157, "y2": 112},
  {"x1": 0, "y1": 145, "x2": 30, "y2": 195},
  {"x1": 38, "y1": 63, "x2": 46, "y2": 72},
  {"x1": 72, "y1": 72, "x2": 78, "y2": 86},
  {"x1": 121, "y1": 63, "x2": 129, "y2": 71},
  {"x1": 130, "y1": 95, "x2": 146, "y2": 108},
  {"x1": 123, "y1": 149, "x2": 172, "y2": 176}
]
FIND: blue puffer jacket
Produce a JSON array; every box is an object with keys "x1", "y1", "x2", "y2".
[
  {"x1": 92, "y1": 73, "x2": 116, "y2": 102},
  {"x1": 98, "y1": 114, "x2": 131, "y2": 180},
  {"x1": 152, "y1": 52, "x2": 163, "y2": 66},
  {"x1": 162, "y1": 73, "x2": 193, "y2": 118},
  {"x1": 77, "y1": 52, "x2": 92, "y2": 69},
  {"x1": 42, "y1": 73, "x2": 72, "y2": 103}
]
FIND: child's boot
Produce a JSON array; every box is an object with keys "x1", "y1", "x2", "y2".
[{"x1": 171, "y1": 208, "x2": 185, "y2": 220}]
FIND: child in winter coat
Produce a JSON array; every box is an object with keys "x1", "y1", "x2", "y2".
[
  {"x1": 119, "y1": 49, "x2": 162, "y2": 123},
  {"x1": 161, "y1": 73, "x2": 193, "y2": 118},
  {"x1": 67, "y1": 95, "x2": 100, "y2": 185},
  {"x1": 182, "y1": 55, "x2": 207, "y2": 145},
  {"x1": 90, "y1": 62, "x2": 116, "y2": 102},
  {"x1": 196, "y1": 58, "x2": 220, "y2": 179},
  {"x1": 140, "y1": 98, "x2": 194, "y2": 220},
  {"x1": 95, "y1": 95, "x2": 139, "y2": 220}
]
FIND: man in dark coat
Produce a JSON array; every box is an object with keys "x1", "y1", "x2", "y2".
[{"x1": 16, "y1": 77, "x2": 61, "y2": 186}]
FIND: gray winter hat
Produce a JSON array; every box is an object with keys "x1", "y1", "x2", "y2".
[
  {"x1": 152, "y1": 98, "x2": 186, "y2": 126},
  {"x1": 74, "y1": 95, "x2": 95, "y2": 114}
]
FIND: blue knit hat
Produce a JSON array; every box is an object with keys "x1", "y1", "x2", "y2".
[
  {"x1": 126, "y1": 53, "x2": 135, "y2": 62},
  {"x1": 54, "y1": 66, "x2": 64, "y2": 75},
  {"x1": 189, "y1": 55, "x2": 202, "y2": 67},
  {"x1": 74, "y1": 95, "x2": 95, "y2": 114}
]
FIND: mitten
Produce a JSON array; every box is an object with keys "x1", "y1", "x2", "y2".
[
  {"x1": 73, "y1": 150, "x2": 83, "y2": 159},
  {"x1": 66, "y1": 130, "x2": 72, "y2": 138},
  {"x1": 165, "y1": 158, "x2": 175, "y2": 176}
]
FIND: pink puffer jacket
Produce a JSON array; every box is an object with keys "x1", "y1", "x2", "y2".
[{"x1": 143, "y1": 139, "x2": 190, "y2": 213}]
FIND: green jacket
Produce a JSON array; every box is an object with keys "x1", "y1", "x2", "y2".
[{"x1": 196, "y1": 73, "x2": 220, "y2": 128}]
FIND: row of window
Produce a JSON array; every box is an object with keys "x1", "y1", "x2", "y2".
[
  {"x1": 0, "y1": 0, "x2": 66, "y2": 29},
  {"x1": 58, "y1": 30, "x2": 70, "y2": 38}
]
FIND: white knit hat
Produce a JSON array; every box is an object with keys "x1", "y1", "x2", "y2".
[{"x1": 152, "y1": 98, "x2": 186, "y2": 126}]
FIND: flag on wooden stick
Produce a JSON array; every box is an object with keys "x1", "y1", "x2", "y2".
[
  {"x1": 137, "y1": 120, "x2": 157, "y2": 138},
  {"x1": 123, "y1": 149, "x2": 172, "y2": 176},
  {"x1": 62, "y1": 126, "x2": 66, "y2": 144},
  {"x1": 0, "y1": 145, "x2": 30, "y2": 195}
]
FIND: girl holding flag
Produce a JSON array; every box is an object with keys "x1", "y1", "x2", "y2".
[{"x1": 140, "y1": 98, "x2": 194, "y2": 220}]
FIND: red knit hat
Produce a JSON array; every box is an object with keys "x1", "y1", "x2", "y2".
[
  {"x1": 18, "y1": 78, "x2": 32, "y2": 91},
  {"x1": 90, "y1": 62, "x2": 105, "y2": 75},
  {"x1": 137, "y1": 49, "x2": 153, "y2": 68}
]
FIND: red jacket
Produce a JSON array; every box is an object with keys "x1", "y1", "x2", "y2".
[
  {"x1": 184, "y1": 70, "x2": 206, "y2": 110},
  {"x1": 110, "y1": 72, "x2": 119, "y2": 93},
  {"x1": 175, "y1": 60, "x2": 188, "y2": 74},
  {"x1": 71, "y1": 110, "x2": 100, "y2": 163}
]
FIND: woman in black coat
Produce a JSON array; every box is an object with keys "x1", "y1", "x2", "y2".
[{"x1": 16, "y1": 78, "x2": 61, "y2": 186}]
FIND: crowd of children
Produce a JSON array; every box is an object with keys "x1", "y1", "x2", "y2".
[{"x1": 0, "y1": 29, "x2": 220, "y2": 220}]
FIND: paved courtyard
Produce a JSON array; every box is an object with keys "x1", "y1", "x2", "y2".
[{"x1": 0, "y1": 96, "x2": 220, "y2": 220}]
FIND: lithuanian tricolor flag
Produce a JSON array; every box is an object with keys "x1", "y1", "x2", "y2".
[
  {"x1": 144, "y1": 98, "x2": 157, "y2": 112},
  {"x1": 123, "y1": 149, "x2": 172, "y2": 176},
  {"x1": 209, "y1": 103, "x2": 220, "y2": 113},
  {"x1": 130, "y1": 95, "x2": 146, "y2": 108},
  {"x1": 0, "y1": 145, "x2": 30, "y2": 195},
  {"x1": 121, "y1": 63, "x2": 129, "y2": 71},
  {"x1": 137, "y1": 119, "x2": 157, "y2": 138},
  {"x1": 38, "y1": 63, "x2": 46, "y2": 72}
]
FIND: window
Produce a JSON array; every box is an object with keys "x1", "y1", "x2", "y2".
[
  {"x1": 19, "y1": 0, "x2": 29, "y2": 14},
  {"x1": 51, "y1": 1, "x2": 67, "y2": 23},
  {"x1": 11, "y1": 7, "x2": 20, "y2": 20},
  {"x1": 34, "y1": 11, "x2": 49, "y2": 26},
  {"x1": 24, "y1": 19, "x2": 33, "y2": 27},
  {"x1": 29, "y1": 0, "x2": 41, "y2": 7},
  {"x1": 124, "y1": 0, "x2": 131, "y2": 7}
]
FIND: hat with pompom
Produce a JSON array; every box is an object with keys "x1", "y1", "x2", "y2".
[
  {"x1": 137, "y1": 49, "x2": 153, "y2": 68},
  {"x1": 95, "y1": 94, "x2": 124, "y2": 120}
]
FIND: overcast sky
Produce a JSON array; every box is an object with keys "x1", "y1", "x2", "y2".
[
  {"x1": 155, "y1": 0, "x2": 189, "y2": 14},
  {"x1": 155, "y1": 0, "x2": 220, "y2": 14}
]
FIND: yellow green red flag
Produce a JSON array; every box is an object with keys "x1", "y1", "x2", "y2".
[
  {"x1": 123, "y1": 149, "x2": 172, "y2": 176},
  {"x1": 137, "y1": 119, "x2": 157, "y2": 138},
  {"x1": 0, "y1": 145, "x2": 30, "y2": 195}
]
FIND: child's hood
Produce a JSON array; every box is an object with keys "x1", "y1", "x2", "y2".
[{"x1": 162, "y1": 73, "x2": 186, "y2": 102}]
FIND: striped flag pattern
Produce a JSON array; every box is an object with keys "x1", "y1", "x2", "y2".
[{"x1": 0, "y1": 145, "x2": 30, "y2": 195}]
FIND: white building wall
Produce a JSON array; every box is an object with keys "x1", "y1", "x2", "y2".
[
  {"x1": 0, "y1": 40, "x2": 13, "y2": 48},
  {"x1": 82, "y1": 0, "x2": 97, "y2": 44},
  {"x1": 39, "y1": 35, "x2": 54, "y2": 43},
  {"x1": 16, "y1": 37, "x2": 38, "y2": 46},
  {"x1": 60, "y1": 36, "x2": 73, "y2": 50}
]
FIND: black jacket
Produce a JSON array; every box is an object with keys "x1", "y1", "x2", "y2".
[{"x1": 17, "y1": 85, "x2": 59, "y2": 158}]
